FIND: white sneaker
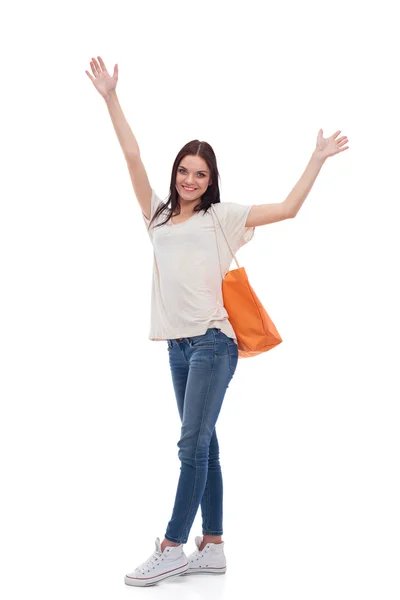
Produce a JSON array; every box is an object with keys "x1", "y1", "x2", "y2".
[
  {"x1": 182, "y1": 536, "x2": 227, "y2": 575},
  {"x1": 124, "y1": 537, "x2": 189, "y2": 587}
]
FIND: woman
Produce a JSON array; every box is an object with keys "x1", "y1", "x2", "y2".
[{"x1": 86, "y1": 56, "x2": 349, "y2": 587}]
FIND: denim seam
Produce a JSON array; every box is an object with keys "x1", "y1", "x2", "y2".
[
  {"x1": 228, "y1": 345, "x2": 238, "y2": 374},
  {"x1": 191, "y1": 345, "x2": 214, "y2": 350},
  {"x1": 203, "y1": 479, "x2": 209, "y2": 532},
  {"x1": 207, "y1": 468, "x2": 211, "y2": 529},
  {"x1": 179, "y1": 332, "x2": 216, "y2": 542}
]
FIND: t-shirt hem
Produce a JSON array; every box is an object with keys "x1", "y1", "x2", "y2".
[{"x1": 148, "y1": 320, "x2": 238, "y2": 344}]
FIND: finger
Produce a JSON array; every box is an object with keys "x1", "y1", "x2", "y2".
[
  {"x1": 97, "y1": 56, "x2": 107, "y2": 72},
  {"x1": 90, "y1": 60, "x2": 100, "y2": 77},
  {"x1": 85, "y1": 70, "x2": 95, "y2": 83},
  {"x1": 91, "y1": 57, "x2": 101, "y2": 74},
  {"x1": 331, "y1": 130, "x2": 341, "y2": 139}
]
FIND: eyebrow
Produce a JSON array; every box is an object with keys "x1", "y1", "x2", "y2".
[{"x1": 179, "y1": 165, "x2": 208, "y2": 173}]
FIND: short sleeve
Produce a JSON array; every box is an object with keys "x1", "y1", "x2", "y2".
[
  {"x1": 142, "y1": 189, "x2": 165, "y2": 240},
  {"x1": 213, "y1": 202, "x2": 255, "y2": 255}
]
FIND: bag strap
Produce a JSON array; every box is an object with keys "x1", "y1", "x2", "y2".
[{"x1": 210, "y1": 204, "x2": 241, "y2": 279}]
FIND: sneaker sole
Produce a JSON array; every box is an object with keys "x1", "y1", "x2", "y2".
[
  {"x1": 125, "y1": 562, "x2": 189, "y2": 586},
  {"x1": 182, "y1": 565, "x2": 227, "y2": 575}
]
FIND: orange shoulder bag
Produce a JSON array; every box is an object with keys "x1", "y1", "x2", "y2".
[{"x1": 210, "y1": 204, "x2": 283, "y2": 359}]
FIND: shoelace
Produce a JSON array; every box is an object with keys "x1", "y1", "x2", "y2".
[
  {"x1": 191, "y1": 546, "x2": 209, "y2": 562},
  {"x1": 136, "y1": 548, "x2": 169, "y2": 574}
]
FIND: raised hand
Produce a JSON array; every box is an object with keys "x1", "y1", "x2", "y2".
[
  {"x1": 85, "y1": 56, "x2": 118, "y2": 99},
  {"x1": 314, "y1": 129, "x2": 349, "y2": 160}
]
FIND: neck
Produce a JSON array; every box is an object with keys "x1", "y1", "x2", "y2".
[{"x1": 175, "y1": 200, "x2": 199, "y2": 215}]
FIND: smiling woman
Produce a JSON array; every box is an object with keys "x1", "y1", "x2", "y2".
[
  {"x1": 85, "y1": 54, "x2": 349, "y2": 588},
  {"x1": 174, "y1": 156, "x2": 212, "y2": 212},
  {"x1": 145, "y1": 141, "x2": 219, "y2": 229}
]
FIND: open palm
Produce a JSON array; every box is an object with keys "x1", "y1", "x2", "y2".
[
  {"x1": 315, "y1": 129, "x2": 349, "y2": 159},
  {"x1": 85, "y1": 56, "x2": 118, "y2": 98}
]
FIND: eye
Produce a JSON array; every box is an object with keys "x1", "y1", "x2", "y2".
[{"x1": 178, "y1": 168, "x2": 206, "y2": 177}]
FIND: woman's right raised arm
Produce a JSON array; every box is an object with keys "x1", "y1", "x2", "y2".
[{"x1": 86, "y1": 56, "x2": 152, "y2": 220}]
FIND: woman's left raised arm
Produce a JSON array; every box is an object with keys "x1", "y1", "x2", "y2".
[{"x1": 245, "y1": 129, "x2": 349, "y2": 227}]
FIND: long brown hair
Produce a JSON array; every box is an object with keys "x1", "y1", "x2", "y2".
[{"x1": 147, "y1": 140, "x2": 221, "y2": 231}]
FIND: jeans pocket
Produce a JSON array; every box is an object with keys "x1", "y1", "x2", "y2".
[
  {"x1": 189, "y1": 330, "x2": 215, "y2": 350},
  {"x1": 190, "y1": 339, "x2": 215, "y2": 350}
]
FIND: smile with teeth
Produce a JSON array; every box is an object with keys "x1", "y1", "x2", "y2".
[{"x1": 183, "y1": 185, "x2": 197, "y2": 191}]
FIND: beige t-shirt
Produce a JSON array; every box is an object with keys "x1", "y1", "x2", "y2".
[{"x1": 142, "y1": 189, "x2": 255, "y2": 343}]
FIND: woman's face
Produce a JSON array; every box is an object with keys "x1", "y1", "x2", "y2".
[{"x1": 175, "y1": 155, "x2": 212, "y2": 207}]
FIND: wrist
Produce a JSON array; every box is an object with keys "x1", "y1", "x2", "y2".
[
  {"x1": 104, "y1": 90, "x2": 118, "y2": 103},
  {"x1": 311, "y1": 149, "x2": 327, "y2": 165}
]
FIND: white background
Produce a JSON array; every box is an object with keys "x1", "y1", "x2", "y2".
[{"x1": 1, "y1": 0, "x2": 399, "y2": 598}]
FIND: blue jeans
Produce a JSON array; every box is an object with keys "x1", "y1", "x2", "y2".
[{"x1": 164, "y1": 328, "x2": 239, "y2": 544}]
